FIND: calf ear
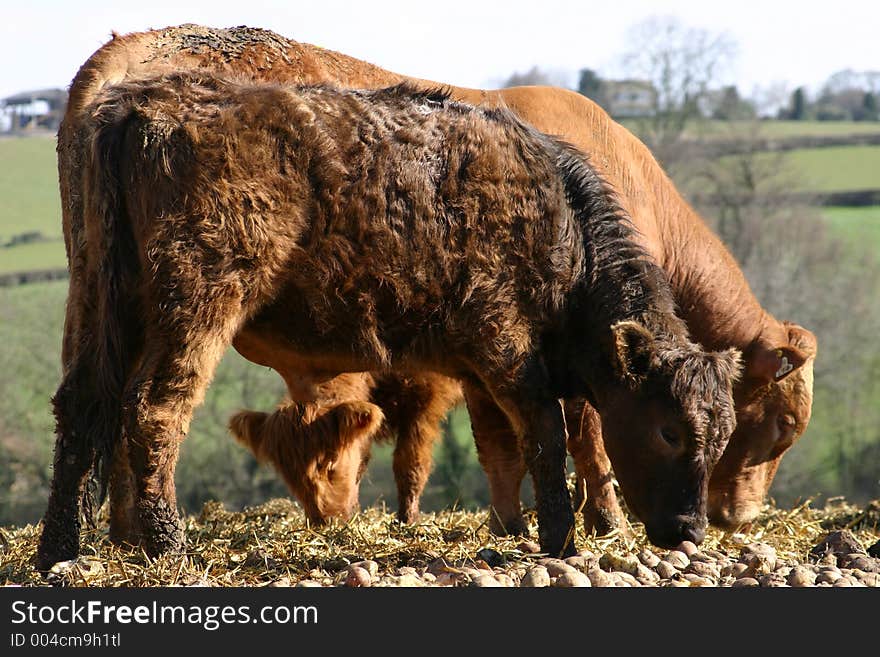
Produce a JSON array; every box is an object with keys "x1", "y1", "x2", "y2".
[
  {"x1": 746, "y1": 344, "x2": 808, "y2": 384},
  {"x1": 610, "y1": 320, "x2": 655, "y2": 385}
]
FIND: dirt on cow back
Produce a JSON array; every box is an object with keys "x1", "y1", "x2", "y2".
[{"x1": 1, "y1": 496, "x2": 877, "y2": 587}]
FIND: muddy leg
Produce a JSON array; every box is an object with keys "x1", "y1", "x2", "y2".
[
  {"x1": 108, "y1": 438, "x2": 140, "y2": 545},
  {"x1": 464, "y1": 383, "x2": 528, "y2": 536},
  {"x1": 483, "y1": 367, "x2": 575, "y2": 557},
  {"x1": 36, "y1": 357, "x2": 107, "y2": 571},
  {"x1": 122, "y1": 309, "x2": 242, "y2": 556},
  {"x1": 565, "y1": 399, "x2": 630, "y2": 536}
]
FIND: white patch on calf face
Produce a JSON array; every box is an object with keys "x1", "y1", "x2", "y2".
[{"x1": 775, "y1": 354, "x2": 794, "y2": 380}]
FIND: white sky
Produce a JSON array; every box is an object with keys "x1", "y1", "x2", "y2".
[{"x1": 1, "y1": 0, "x2": 878, "y2": 100}]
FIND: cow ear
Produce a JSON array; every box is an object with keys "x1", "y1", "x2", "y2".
[
  {"x1": 611, "y1": 320, "x2": 655, "y2": 385},
  {"x1": 747, "y1": 344, "x2": 808, "y2": 384}
]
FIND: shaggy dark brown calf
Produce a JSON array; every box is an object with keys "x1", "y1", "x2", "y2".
[{"x1": 37, "y1": 73, "x2": 740, "y2": 568}]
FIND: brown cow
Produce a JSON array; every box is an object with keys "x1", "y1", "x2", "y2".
[
  {"x1": 53, "y1": 25, "x2": 814, "y2": 539},
  {"x1": 36, "y1": 73, "x2": 740, "y2": 568},
  {"x1": 229, "y1": 372, "x2": 461, "y2": 525}
]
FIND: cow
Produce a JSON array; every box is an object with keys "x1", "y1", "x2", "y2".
[
  {"x1": 35, "y1": 72, "x2": 740, "y2": 569},
  {"x1": 52, "y1": 24, "x2": 815, "y2": 543},
  {"x1": 229, "y1": 372, "x2": 462, "y2": 526}
]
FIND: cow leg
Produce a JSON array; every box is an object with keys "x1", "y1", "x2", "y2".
[
  {"x1": 565, "y1": 399, "x2": 630, "y2": 536},
  {"x1": 464, "y1": 382, "x2": 528, "y2": 536},
  {"x1": 121, "y1": 306, "x2": 243, "y2": 557},
  {"x1": 35, "y1": 355, "x2": 106, "y2": 571},
  {"x1": 386, "y1": 376, "x2": 458, "y2": 524},
  {"x1": 481, "y1": 364, "x2": 576, "y2": 558},
  {"x1": 108, "y1": 437, "x2": 140, "y2": 545}
]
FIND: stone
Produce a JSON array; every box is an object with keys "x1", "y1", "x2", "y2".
[
  {"x1": 665, "y1": 550, "x2": 690, "y2": 570},
  {"x1": 539, "y1": 558, "x2": 578, "y2": 577},
  {"x1": 722, "y1": 562, "x2": 749, "y2": 578},
  {"x1": 587, "y1": 568, "x2": 614, "y2": 587},
  {"x1": 395, "y1": 574, "x2": 425, "y2": 587},
  {"x1": 815, "y1": 570, "x2": 842, "y2": 585},
  {"x1": 471, "y1": 574, "x2": 502, "y2": 587},
  {"x1": 685, "y1": 561, "x2": 720, "y2": 580},
  {"x1": 295, "y1": 580, "x2": 323, "y2": 587},
  {"x1": 677, "y1": 541, "x2": 699, "y2": 557},
  {"x1": 656, "y1": 560, "x2": 678, "y2": 579},
  {"x1": 740, "y1": 543, "x2": 777, "y2": 576},
  {"x1": 786, "y1": 566, "x2": 816, "y2": 587},
  {"x1": 564, "y1": 556, "x2": 588, "y2": 571},
  {"x1": 345, "y1": 566, "x2": 372, "y2": 587},
  {"x1": 520, "y1": 566, "x2": 551, "y2": 587},
  {"x1": 809, "y1": 530, "x2": 865, "y2": 563},
  {"x1": 758, "y1": 573, "x2": 788, "y2": 587},
  {"x1": 638, "y1": 549, "x2": 660, "y2": 569},
  {"x1": 599, "y1": 553, "x2": 641, "y2": 576},
  {"x1": 351, "y1": 559, "x2": 379, "y2": 577},
  {"x1": 553, "y1": 571, "x2": 591, "y2": 587},
  {"x1": 731, "y1": 577, "x2": 760, "y2": 588}
]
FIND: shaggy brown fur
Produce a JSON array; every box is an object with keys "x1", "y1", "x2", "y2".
[
  {"x1": 49, "y1": 25, "x2": 816, "y2": 553},
  {"x1": 37, "y1": 72, "x2": 739, "y2": 568},
  {"x1": 230, "y1": 399, "x2": 382, "y2": 525},
  {"x1": 228, "y1": 371, "x2": 462, "y2": 524}
]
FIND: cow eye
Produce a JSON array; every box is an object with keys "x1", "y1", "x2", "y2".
[
  {"x1": 659, "y1": 428, "x2": 680, "y2": 447},
  {"x1": 777, "y1": 414, "x2": 796, "y2": 436}
]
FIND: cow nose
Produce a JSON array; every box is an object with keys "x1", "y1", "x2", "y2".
[
  {"x1": 681, "y1": 524, "x2": 705, "y2": 545},
  {"x1": 674, "y1": 514, "x2": 706, "y2": 545}
]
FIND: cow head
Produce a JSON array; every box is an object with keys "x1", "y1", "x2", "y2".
[
  {"x1": 230, "y1": 401, "x2": 382, "y2": 524},
  {"x1": 595, "y1": 321, "x2": 741, "y2": 548},
  {"x1": 708, "y1": 322, "x2": 817, "y2": 528}
]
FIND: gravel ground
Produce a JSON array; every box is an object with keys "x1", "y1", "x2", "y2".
[{"x1": 2, "y1": 498, "x2": 878, "y2": 588}]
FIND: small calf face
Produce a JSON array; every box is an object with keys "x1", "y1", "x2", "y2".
[
  {"x1": 230, "y1": 400, "x2": 383, "y2": 524},
  {"x1": 600, "y1": 322, "x2": 741, "y2": 548}
]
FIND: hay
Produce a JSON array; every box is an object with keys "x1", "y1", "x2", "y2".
[{"x1": 1, "y1": 497, "x2": 877, "y2": 587}]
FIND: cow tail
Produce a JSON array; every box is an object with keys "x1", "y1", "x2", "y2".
[{"x1": 80, "y1": 106, "x2": 143, "y2": 514}]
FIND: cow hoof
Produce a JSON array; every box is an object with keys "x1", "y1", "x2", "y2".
[
  {"x1": 583, "y1": 506, "x2": 631, "y2": 538},
  {"x1": 488, "y1": 512, "x2": 529, "y2": 537}
]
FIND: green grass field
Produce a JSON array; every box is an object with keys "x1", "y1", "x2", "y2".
[
  {"x1": 821, "y1": 205, "x2": 880, "y2": 250},
  {"x1": 0, "y1": 136, "x2": 60, "y2": 241},
  {"x1": 622, "y1": 118, "x2": 880, "y2": 140}
]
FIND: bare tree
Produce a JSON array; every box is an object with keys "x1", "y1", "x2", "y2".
[{"x1": 620, "y1": 15, "x2": 738, "y2": 167}]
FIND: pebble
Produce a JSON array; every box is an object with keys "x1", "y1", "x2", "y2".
[
  {"x1": 758, "y1": 573, "x2": 788, "y2": 587},
  {"x1": 815, "y1": 570, "x2": 842, "y2": 585},
  {"x1": 832, "y1": 577, "x2": 853, "y2": 587},
  {"x1": 731, "y1": 577, "x2": 760, "y2": 588},
  {"x1": 345, "y1": 566, "x2": 372, "y2": 587},
  {"x1": 665, "y1": 550, "x2": 690, "y2": 570},
  {"x1": 351, "y1": 560, "x2": 379, "y2": 578},
  {"x1": 520, "y1": 566, "x2": 551, "y2": 587},
  {"x1": 656, "y1": 560, "x2": 678, "y2": 579},
  {"x1": 809, "y1": 530, "x2": 865, "y2": 562},
  {"x1": 787, "y1": 566, "x2": 816, "y2": 587},
  {"x1": 636, "y1": 564, "x2": 660, "y2": 584},
  {"x1": 434, "y1": 573, "x2": 460, "y2": 587},
  {"x1": 539, "y1": 558, "x2": 578, "y2": 577},
  {"x1": 662, "y1": 579, "x2": 690, "y2": 587},
  {"x1": 638, "y1": 549, "x2": 660, "y2": 569},
  {"x1": 471, "y1": 574, "x2": 502, "y2": 587},
  {"x1": 853, "y1": 571, "x2": 880, "y2": 587},
  {"x1": 841, "y1": 555, "x2": 878, "y2": 572},
  {"x1": 740, "y1": 542, "x2": 777, "y2": 574},
  {"x1": 394, "y1": 574, "x2": 425, "y2": 587},
  {"x1": 295, "y1": 580, "x2": 323, "y2": 587},
  {"x1": 685, "y1": 561, "x2": 720, "y2": 580},
  {"x1": 553, "y1": 571, "x2": 591, "y2": 587},
  {"x1": 587, "y1": 568, "x2": 614, "y2": 587},
  {"x1": 722, "y1": 562, "x2": 749, "y2": 578},
  {"x1": 268, "y1": 577, "x2": 292, "y2": 587},
  {"x1": 677, "y1": 541, "x2": 699, "y2": 557},
  {"x1": 396, "y1": 566, "x2": 419, "y2": 577},
  {"x1": 495, "y1": 573, "x2": 516, "y2": 587},
  {"x1": 564, "y1": 556, "x2": 588, "y2": 571},
  {"x1": 599, "y1": 553, "x2": 641, "y2": 576}
]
